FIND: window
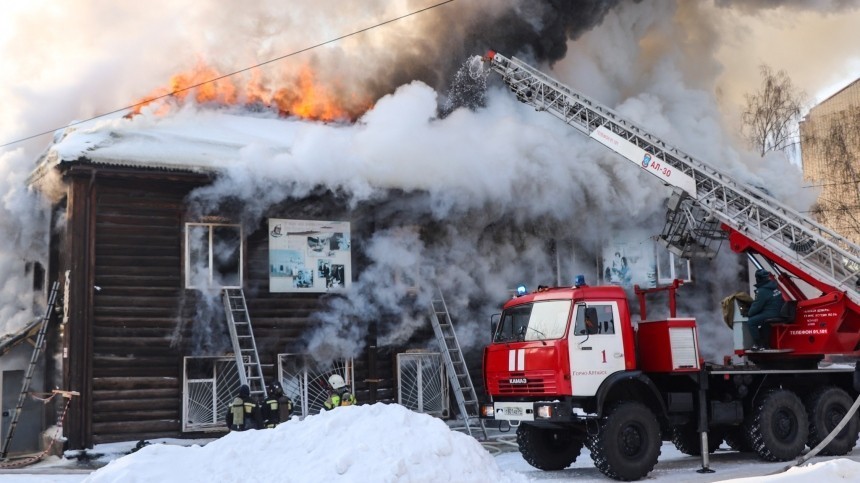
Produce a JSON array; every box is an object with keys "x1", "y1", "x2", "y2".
[
  {"x1": 573, "y1": 303, "x2": 616, "y2": 335},
  {"x1": 185, "y1": 223, "x2": 242, "y2": 289},
  {"x1": 657, "y1": 249, "x2": 691, "y2": 284},
  {"x1": 25, "y1": 261, "x2": 45, "y2": 292},
  {"x1": 494, "y1": 300, "x2": 571, "y2": 342}
]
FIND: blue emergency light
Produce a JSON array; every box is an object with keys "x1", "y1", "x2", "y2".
[{"x1": 516, "y1": 285, "x2": 527, "y2": 296}]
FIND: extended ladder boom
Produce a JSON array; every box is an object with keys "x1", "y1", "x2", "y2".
[{"x1": 485, "y1": 51, "x2": 860, "y2": 305}]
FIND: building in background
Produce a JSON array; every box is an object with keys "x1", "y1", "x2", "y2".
[{"x1": 800, "y1": 78, "x2": 860, "y2": 244}]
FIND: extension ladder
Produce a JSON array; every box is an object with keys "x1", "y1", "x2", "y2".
[
  {"x1": 1, "y1": 281, "x2": 59, "y2": 459},
  {"x1": 223, "y1": 288, "x2": 267, "y2": 399},
  {"x1": 429, "y1": 288, "x2": 487, "y2": 440}
]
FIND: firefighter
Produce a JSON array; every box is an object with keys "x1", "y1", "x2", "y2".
[
  {"x1": 260, "y1": 380, "x2": 293, "y2": 428},
  {"x1": 322, "y1": 374, "x2": 356, "y2": 411},
  {"x1": 225, "y1": 384, "x2": 259, "y2": 431},
  {"x1": 746, "y1": 269, "x2": 785, "y2": 350}
]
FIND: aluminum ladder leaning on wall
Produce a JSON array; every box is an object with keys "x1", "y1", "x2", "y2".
[
  {"x1": 1, "y1": 281, "x2": 60, "y2": 459},
  {"x1": 429, "y1": 288, "x2": 487, "y2": 440},
  {"x1": 222, "y1": 288, "x2": 267, "y2": 400}
]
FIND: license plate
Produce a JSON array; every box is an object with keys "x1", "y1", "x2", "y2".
[{"x1": 502, "y1": 407, "x2": 523, "y2": 416}]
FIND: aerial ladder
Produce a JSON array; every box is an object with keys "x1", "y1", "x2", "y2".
[{"x1": 483, "y1": 52, "x2": 860, "y2": 325}]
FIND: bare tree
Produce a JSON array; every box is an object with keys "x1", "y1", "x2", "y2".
[
  {"x1": 742, "y1": 64, "x2": 806, "y2": 157},
  {"x1": 805, "y1": 105, "x2": 860, "y2": 242}
]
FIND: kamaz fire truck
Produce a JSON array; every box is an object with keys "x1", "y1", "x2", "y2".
[{"x1": 479, "y1": 52, "x2": 860, "y2": 481}]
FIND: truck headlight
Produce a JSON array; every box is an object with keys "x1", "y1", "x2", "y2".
[
  {"x1": 481, "y1": 404, "x2": 495, "y2": 418},
  {"x1": 536, "y1": 404, "x2": 553, "y2": 419}
]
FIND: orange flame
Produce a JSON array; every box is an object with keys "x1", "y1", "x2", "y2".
[{"x1": 132, "y1": 61, "x2": 372, "y2": 122}]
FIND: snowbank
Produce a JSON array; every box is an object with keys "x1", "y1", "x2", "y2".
[{"x1": 82, "y1": 403, "x2": 524, "y2": 483}]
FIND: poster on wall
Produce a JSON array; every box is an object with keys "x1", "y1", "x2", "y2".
[
  {"x1": 268, "y1": 219, "x2": 352, "y2": 293},
  {"x1": 602, "y1": 242, "x2": 656, "y2": 289}
]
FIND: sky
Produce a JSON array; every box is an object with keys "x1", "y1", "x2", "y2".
[{"x1": 4, "y1": 403, "x2": 860, "y2": 482}]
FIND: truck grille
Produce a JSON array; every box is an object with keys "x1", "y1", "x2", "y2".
[{"x1": 494, "y1": 371, "x2": 557, "y2": 395}]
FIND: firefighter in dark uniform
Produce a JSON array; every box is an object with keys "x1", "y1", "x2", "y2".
[
  {"x1": 746, "y1": 268, "x2": 785, "y2": 350},
  {"x1": 225, "y1": 384, "x2": 259, "y2": 431},
  {"x1": 260, "y1": 381, "x2": 293, "y2": 429},
  {"x1": 322, "y1": 374, "x2": 356, "y2": 411}
]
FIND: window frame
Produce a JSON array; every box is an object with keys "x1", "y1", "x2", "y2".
[
  {"x1": 656, "y1": 249, "x2": 691, "y2": 285},
  {"x1": 184, "y1": 222, "x2": 244, "y2": 289}
]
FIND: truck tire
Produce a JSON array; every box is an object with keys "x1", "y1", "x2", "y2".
[
  {"x1": 588, "y1": 401, "x2": 661, "y2": 481},
  {"x1": 724, "y1": 426, "x2": 753, "y2": 452},
  {"x1": 805, "y1": 386, "x2": 859, "y2": 456},
  {"x1": 516, "y1": 423, "x2": 583, "y2": 471},
  {"x1": 671, "y1": 422, "x2": 723, "y2": 456},
  {"x1": 745, "y1": 389, "x2": 808, "y2": 461}
]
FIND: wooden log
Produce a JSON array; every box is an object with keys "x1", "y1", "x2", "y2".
[
  {"x1": 93, "y1": 366, "x2": 178, "y2": 378},
  {"x1": 93, "y1": 419, "x2": 179, "y2": 435},
  {"x1": 93, "y1": 377, "x2": 179, "y2": 390},
  {"x1": 95, "y1": 234, "x2": 180, "y2": 247},
  {"x1": 93, "y1": 275, "x2": 181, "y2": 288},
  {"x1": 93, "y1": 398, "x2": 178, "y2": 412},
  {"x1": 94, "y1": 317, "x2": 183, "y2": 328},
  {"x1": 93, "y1": 410, "x2": 180, "y2": 423},
  {"x1": 93, "y1": 388, "x2": 180, "y2": 400}
]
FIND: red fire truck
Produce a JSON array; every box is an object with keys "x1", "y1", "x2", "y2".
[{"x1": 479, "y1": 52, "x2": 860, "y2": 481}]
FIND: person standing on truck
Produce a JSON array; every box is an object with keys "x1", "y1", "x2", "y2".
[{"x1": 746, "y1": 269, "x2": 785, "y2": 350}]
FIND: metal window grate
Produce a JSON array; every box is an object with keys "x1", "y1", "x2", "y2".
[
  {"x1": 397, "y1": 352, "x2": 448, "y2": 417},
  {"x1": 277, "y1": 354, "x2": 353, "y2": 418}
]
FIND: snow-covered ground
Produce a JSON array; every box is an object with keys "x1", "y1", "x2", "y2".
[{"x1": 1, "y1": 403, "x2": 860, "y2": 482}]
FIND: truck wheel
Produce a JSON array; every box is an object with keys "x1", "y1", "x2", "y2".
[
  {"x1": 516, "y1": 423, "x2": 583, "y2": 471},
  {"x1": 671, "y1": 422, "x2": 723, "y2": 456},
  {"x1": 805, "y1": 386, "x2": 859, "y2": 456},
  {"x1": 745, "y1": 389, "x2": 808, "y2": 461},
  {"x1": 588, "y1": 401, "x2": 661, "y2": 481},
  {"x1": 724, "y1": 426, "x2": 753, "y2": 452}
]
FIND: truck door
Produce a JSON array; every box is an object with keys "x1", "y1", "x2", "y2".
[{"x1": 568, "y1": 302, "x2": 626, "y2": 396}]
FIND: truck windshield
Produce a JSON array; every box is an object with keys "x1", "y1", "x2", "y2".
[{"x1": 494, "y1": 300, "x2": 572, "y2": 342}]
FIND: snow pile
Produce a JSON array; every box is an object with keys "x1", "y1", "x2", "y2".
[{"x1": 83, "y1": 403, "x2": 524, "y2": 483}]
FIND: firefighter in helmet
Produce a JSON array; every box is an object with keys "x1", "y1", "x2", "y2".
[
  {"x1": 260, "y1": 380, "x2": 294, "y2": 428},
  {"x1": 322, "y1": 374, "x2": 356, "y2": 411},
  {"x1": 225, "y1": 384, "x2": 260, "y2": 431}
]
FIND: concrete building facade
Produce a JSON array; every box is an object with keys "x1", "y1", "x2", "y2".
[{"x1": 800, "y1": 78, "x2": 860, "y2": 243}]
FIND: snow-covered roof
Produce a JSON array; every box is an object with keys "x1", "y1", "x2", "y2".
[{"x1": 37, "y1": 106, "x2": 299, "y2": 174}]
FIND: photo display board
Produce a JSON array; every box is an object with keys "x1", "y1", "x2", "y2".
[{"x1": 268, "y1": 219, "x2": 352, "y2": 293}]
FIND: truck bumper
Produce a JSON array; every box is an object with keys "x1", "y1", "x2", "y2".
[{"x1": 481, "y1": 400, "x2": 575, "y2": 423}]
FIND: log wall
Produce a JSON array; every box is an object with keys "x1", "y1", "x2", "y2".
[{"x1": 63, "y1": 167, "x2": 400, "y2": 447}]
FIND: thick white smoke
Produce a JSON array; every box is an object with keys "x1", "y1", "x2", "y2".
[{"x1": 2, "y1": 0, "x2": 859, "y2": 361}]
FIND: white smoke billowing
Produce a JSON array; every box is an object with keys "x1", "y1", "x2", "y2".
[
  {"x1": 0, "y1": 148, "x2": 50, "y2": 338},
  {"x1": 2, "y1": 0, "x2": 859, "y2": 361}
]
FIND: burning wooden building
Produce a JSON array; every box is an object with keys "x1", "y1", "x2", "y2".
[{"x1": 22, "y1": 100, "x2": 473, "y2": 450}]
